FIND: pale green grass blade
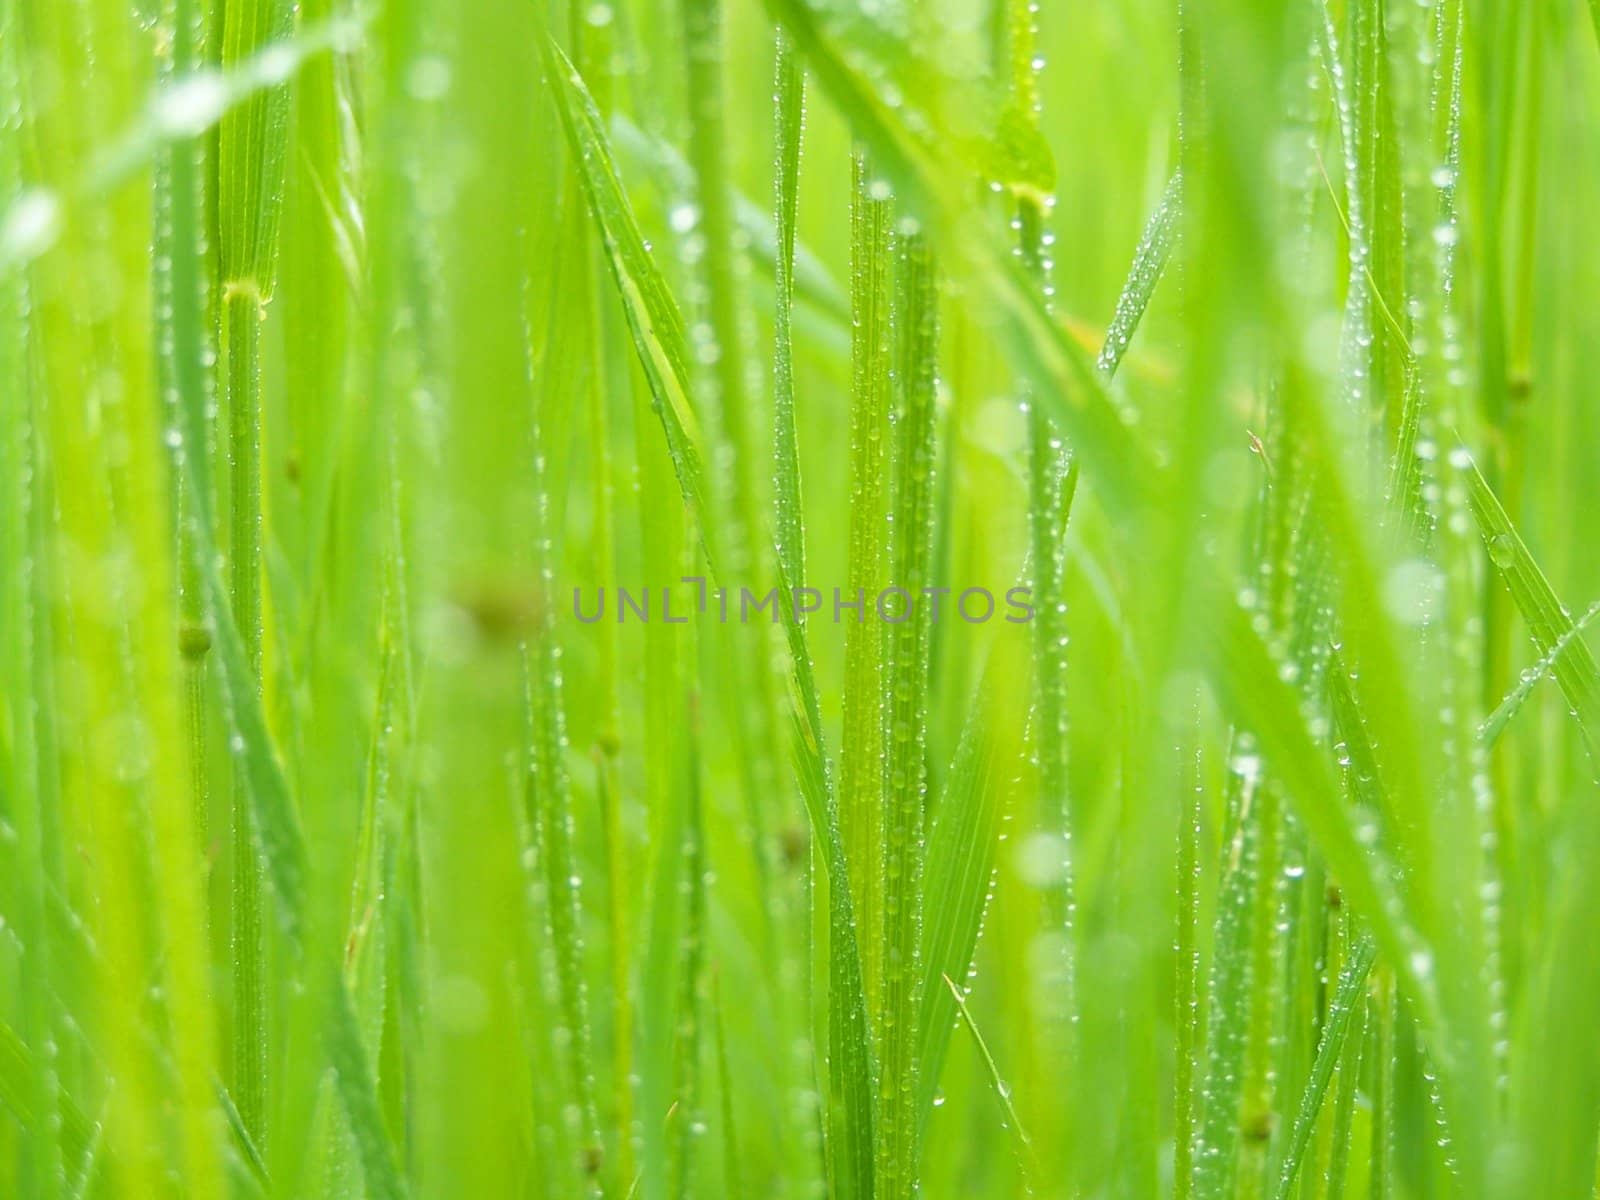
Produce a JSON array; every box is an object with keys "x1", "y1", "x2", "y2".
[
  {"x1": 773, "y1": 32, "x2": 806, "y2": 592},
  {"x1": 0, "y1": 18, "x2": 60, "y2": 1192},
  {"x1": 712, "y1": 972, "x2": 742, "y2": 1198},
  {"x1": 579, "y1": 30, "x2": 637, "y2": 1185},
  {"x1": 941, "y1": 974, "x2": 1038, "y2": 1186},
  {"x1": 216, "y1": 1081, "x2": 269, "y2": 1190},
  {"x1": 326, "y1": 974, "x2": 406, "y2": 1200}
]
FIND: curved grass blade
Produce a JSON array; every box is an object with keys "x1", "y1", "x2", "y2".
[
  {"x1": 611, "y1": 116, "x2": 848, "y2": 327},
  {"x1": 326, "y1": 973, "x2": 407, "y2": 1200},
  {"x1": 544, "y1": 39, "x2": 720, "y2": 575}
]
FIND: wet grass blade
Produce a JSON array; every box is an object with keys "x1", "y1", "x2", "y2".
[
  {"x1": 1192, "y1": 757, "x2": 1266, "y2": 1200},
  {"x1": 1461, "y1": 448, "x2": 1600, "y2": 758},
  {"x1": 1175, "y1": 747, "x2": 1203, "y2": 1200},
  {"x1": 0, "y1": 1018, "x2": 97, "y2": 1186},
  {"x1": 840, "y1": 152, "x2": 892, "y2": 1009},
  {"x1": 545, "y1": 39, "x2": 720, "y2": 574},
  {"x1": 1096, "y1": 170, "x2": 1182, "y2": 379},
  {"x1": 915, "y1": 681, "x2": 1005, "y2": 1126},
  {"x1": 1481, "y1": 598, "x2": 1600, "y2": 746},
  {"x1": 876, "y1": 232, "x2": 939, "y2": 1196},
  {"x1": 770, "y1": 42, "x2": 876, "y2": 1198},
  {"x1": 942, "y1": 974, "x2": 1038, "y2": 1185},
  {"x1": 1270, "y1": 936, "x2": 1377, "y2": 1200}
]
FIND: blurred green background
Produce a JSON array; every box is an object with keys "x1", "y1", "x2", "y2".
[{"x1": 4, "y1": 0, "x2": 1600, "y2": 1197}]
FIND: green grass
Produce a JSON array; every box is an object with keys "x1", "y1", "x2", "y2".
[{"x1": 5, "y1": 0, "x2": 1600, "y2": 1197}]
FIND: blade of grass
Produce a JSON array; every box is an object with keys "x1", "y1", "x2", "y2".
[
  {"x1": 841, "y1": 150, "x2": 893, "y2": 1012},
  {"x1": 1096, "y1": 169, "x2": 1182, "y2": 380},
  {"x1": 163, "y1": 73, "x2": 406, "y2": 1200},
  {"x1": 1369, "y1": 965, "x2": 1396, "y2": 1200},
  {"x1": 610, "y1": 115, "x2": 849, "y2": 328},
  {"x1": 1193, "y1": 751, "x2": 1266, "y2": 1200},
  {"x1": 771, "y1": 38, "x2": 879, "y2": 1199},
  {"x1": 1481, "y1": 598, "x2": 1600, "y2": 746},
  {"x1": 544, "y1": 39, "x2": 720, "y2": 575},
  {"x1": 0, "y1": 15, "x2": 61, "y2": 1191},
  {"x1": 1175, "y1": 744, "x2": 1204, "y2": 1200},
  {"x1": 1460, "y1": 448, "x2": 1600, "y2": 760},
  {"x1": 876, "y1": 231, "x2": 939, "y2": 1195},
  {"x1": 1270, "y1": 936, "x2": 1377, "y2": 1200},
  {"x1": 942, "y1": 974, "x2": 1038, "y2": 1185},
  {"x1": 218, "y1": 0, "x2": 297, "y2": 1148},
  {"x1": 522, "y1": 635, "x2": 605, "y2": 1193}
]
